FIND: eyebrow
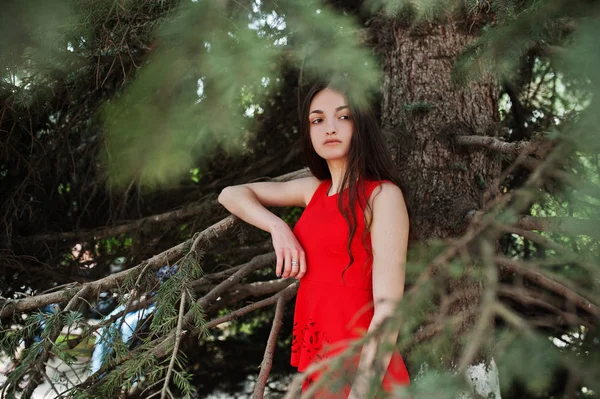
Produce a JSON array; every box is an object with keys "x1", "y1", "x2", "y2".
[{"x1": 309, "y1": 105, "x2": 350, "y2": 115}]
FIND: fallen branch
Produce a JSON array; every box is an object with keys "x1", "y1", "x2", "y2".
[
  {"x1": 0, "y1": 170, "x2": 310, "y2": 319},
  {"x1": 253, "y1": 295, "x2": 288, "y2": 399},
  {"x1": 1, "y1": 235, "x2": 190, "y2": 318},
  {"x1": 204, "y1": 283, "x2": 298, "y2": 330},
  {"x1": 206, "y1": 279, "x2": 296, "y2": 313},
  {"x1": 16, "y1": 198, "x2": 216, "y2": 244}
]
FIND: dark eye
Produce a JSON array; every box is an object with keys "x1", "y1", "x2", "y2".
[
  {"x1": 339, "y1": 115, "x2": 351, "y2": 120},
  {"x1": 311, "y1": 118, "x2": 322, "y2": 124}
]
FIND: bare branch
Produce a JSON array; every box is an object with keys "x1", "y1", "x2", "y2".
[
  {"x1": 455, "y1": 135, "x2": 553, "y2": 157},
  {"x1": 495, "y1": 256, "x2": 600, "y2": 317},
  {"x1": 253, "y1": 295, "x2": 288, "y2": 399},
  {"x1": 515, "y1": 215, "x2": 600, "y2": 238},
  {"x1": 14, "y1": 168, "x2": 311, "y2": 245},
  {"x1": 1, "y1": 177, "x2": 285, "y2": 319},
  {"x1": 17, "y1": 199, "x2": 217, "y2": 244},
  {"x1": 196, "y1": 253, "x2": 276, "y2": 311},
  {"x1": 146, "y1": 283, "x2": 299, "y2": 364},
  {"x1": 205, "y1": 283, "x2": 298, "y2": 330},
  {"x1": 0, "y1": 240, "x2": 188, "y2": 318},
  {"x1": 469, "y1": 212, "x2": 599, "y2": 238},
  {"x1": 498, "y1": 285, "x2": 593, "y2": 328},
  {"x1": 206, "y1": 279, "x2": 295, "y2": 313}
]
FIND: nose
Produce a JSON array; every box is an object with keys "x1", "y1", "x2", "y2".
[{"x1": 326, "y1": 119, "x2": 336, "y2": 135}]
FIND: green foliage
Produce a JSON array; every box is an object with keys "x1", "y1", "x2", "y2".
[
  {"x1": 189, "y1": 167, "x2": 203, "y2": 183},
  {"x1": 365, "y1": 0, "x2": 456, "y2": 22},
  {"x1": 150, "y1": 277, "x2": 182, "y2": 335},
  {"x1": 402, "y1": 370, "x2": 470, "y2": 399},
  {"x1": 100, "y1": 0, "x2": 381, "y2": 188},
  {"x1": 404, "y1": 101, "x2": 433, "y2": 113},
  {"x1": 496, "y1": 330, "x2": 561, "y2": 395},
  {"x1": 99, "y1": 235, "x2": 133, "y2": 256},
  {"x1": 0, "y1": 0, "x2": 76, "y2": 75},
  {"x1": 281, "y1": 206, "x2": 303, "y2": 226},
  {"x1": 173, "y1": 369, "x2": 196, "y2": 398},
  {"x1": 3, "y1": 0, "x2": 600, "y2": 397},
  {"x1": 188, "y1": 297, "x2": 209, "y2": 339}
]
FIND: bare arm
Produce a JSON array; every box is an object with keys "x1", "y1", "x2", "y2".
[
  {"x1": 218, "y1": 176, "x2": 320, "y2": 279},
  {"x1": 348, "y1": 183, "x2": 409, "y2": 398}
]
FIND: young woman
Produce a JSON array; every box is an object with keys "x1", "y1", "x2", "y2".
[{"x1": 218, "y1": 82, "x2": 410, "y2": 398}]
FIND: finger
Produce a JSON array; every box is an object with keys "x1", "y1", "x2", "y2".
[
  {"x1": 290, "y1": 249, "x2": 299, "y2": 277},
  {"x1": 282, "y1": 249, "x2": 291, "y2": 278},
  {"x1": 275, "y1": 248, "x2": 283, "y2": 277},
  {"x1": 297, "y1": 250, "x2": 307, "y2": 279}
]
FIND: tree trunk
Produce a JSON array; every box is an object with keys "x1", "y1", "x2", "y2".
[{"x1": 373, "y1": 15, "x2": 503, "y2": 398}]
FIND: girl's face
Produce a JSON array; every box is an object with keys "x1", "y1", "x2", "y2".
[{"x1": 308, "y1": 88, "x2": 354, "y2": 162}]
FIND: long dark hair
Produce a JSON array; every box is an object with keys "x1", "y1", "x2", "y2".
[{"x1": 299, "y1": 81, "x2": 403, "y2": 279}]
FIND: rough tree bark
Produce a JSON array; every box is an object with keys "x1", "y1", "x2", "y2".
[{"x1": 374, "y1": 15, "x2": 503, "y2": 398}]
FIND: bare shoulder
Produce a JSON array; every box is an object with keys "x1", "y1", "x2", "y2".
[
  {"x1": 295, "y1": 176, "x2": 322, "y2": 207},
  {"x1": 369, "y1": 182, "x2": 408, "y2": 223},
  {"x1": 376, "y1": 181, "x2": 404, "y2": 199}
]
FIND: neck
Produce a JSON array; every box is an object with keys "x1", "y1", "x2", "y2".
[{"x1": 326, "y1": 158, "x2": 348, "y2": 195}]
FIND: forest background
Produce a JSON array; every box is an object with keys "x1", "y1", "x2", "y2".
[{"x1": 1, "y1": 0, "x2": 599, "y2": 398}]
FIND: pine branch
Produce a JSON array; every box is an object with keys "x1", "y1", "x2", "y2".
[
  {"x1": 77, "y1": 252, "x2": 283, "y2": 391},
  {"x1": 495, "y1": 223, "x2": 598, "y2": 278},
  {"x1": 469, "y1": 212, "x2": 600, "y2": 238},
  {"x1": 0, "y1": 196, "x2": 258, "y2": 318},
  {"x1": 203, "y1": 283, "x2": 298, "y2": 331},
  {"x1": 196, "y1": 253, "x2": 276, "y2": 310},
  {"x1": 19, "y1": 285, "x2": 91, "y2": 399},
  {"x1": 498, "y1": 285, "x2": 593, "y2": 328},
  {"x1": 495, "y1": 256, "x2": 600, "y2": 318},
  {"x1": 205, "y1": 279, "x2": 296, "y2": 313},
  {"x1": 16, "y1": 198, "x2": 217, "y2": 244},
  {"x1": 457, "y1": 242, "x2": 498, "y2": 373},
  {"x1": 515, "y1": 215, "x2": 600, "y2": 238},
  {"x1": 518, "y1": 157, "x2": 600, "y2": 199},
  {"x1": 62, "y1": 296, "x2": 156, "y2": 351},
  {"x1": 80, "y1": 283, "x2": 299, "y2": 395},
  {"x1": 54, "y1": 271, "x2": 286, "y2": 354},
  {"x1": 253, "y1": 295, "x2": 288, "y2": 399},
  {"x1": 161, "y1": 290, "x2": 186, "y2": 399},
  {"x1": 14, "y1": 168, "x2": 310, "y2": 246}
]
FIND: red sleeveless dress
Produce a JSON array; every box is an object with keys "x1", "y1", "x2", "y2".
[{"x1": 291, "y1": 178, "x2": 410, "y2": 397}]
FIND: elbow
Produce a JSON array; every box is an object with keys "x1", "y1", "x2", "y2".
[
  {"x1": 218, "y1": 185, "x2": 248, "y2": 206},
  {"x1": 218, "y1": 186, "x2": 233, "y2": 206}
]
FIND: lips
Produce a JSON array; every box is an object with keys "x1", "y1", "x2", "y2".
[{"x1": 323, "y1": 139, "x2": 341, "y2": 145}]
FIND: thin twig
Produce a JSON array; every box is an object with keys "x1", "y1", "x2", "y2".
[{"x1": 161, "y1": 290, "x2": 187, "y2": 399}]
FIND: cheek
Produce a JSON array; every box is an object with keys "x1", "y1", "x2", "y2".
[
  {"x1": 344, "y1": 122, "x2": 354, "y2": 137},
  {"x1": 309, "y1": 127, "x2": 320, "y2": 147}
]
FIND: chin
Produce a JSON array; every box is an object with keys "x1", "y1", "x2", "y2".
[{"x1": 320, "y1": 153, "x2": 349, "y2": 162}]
